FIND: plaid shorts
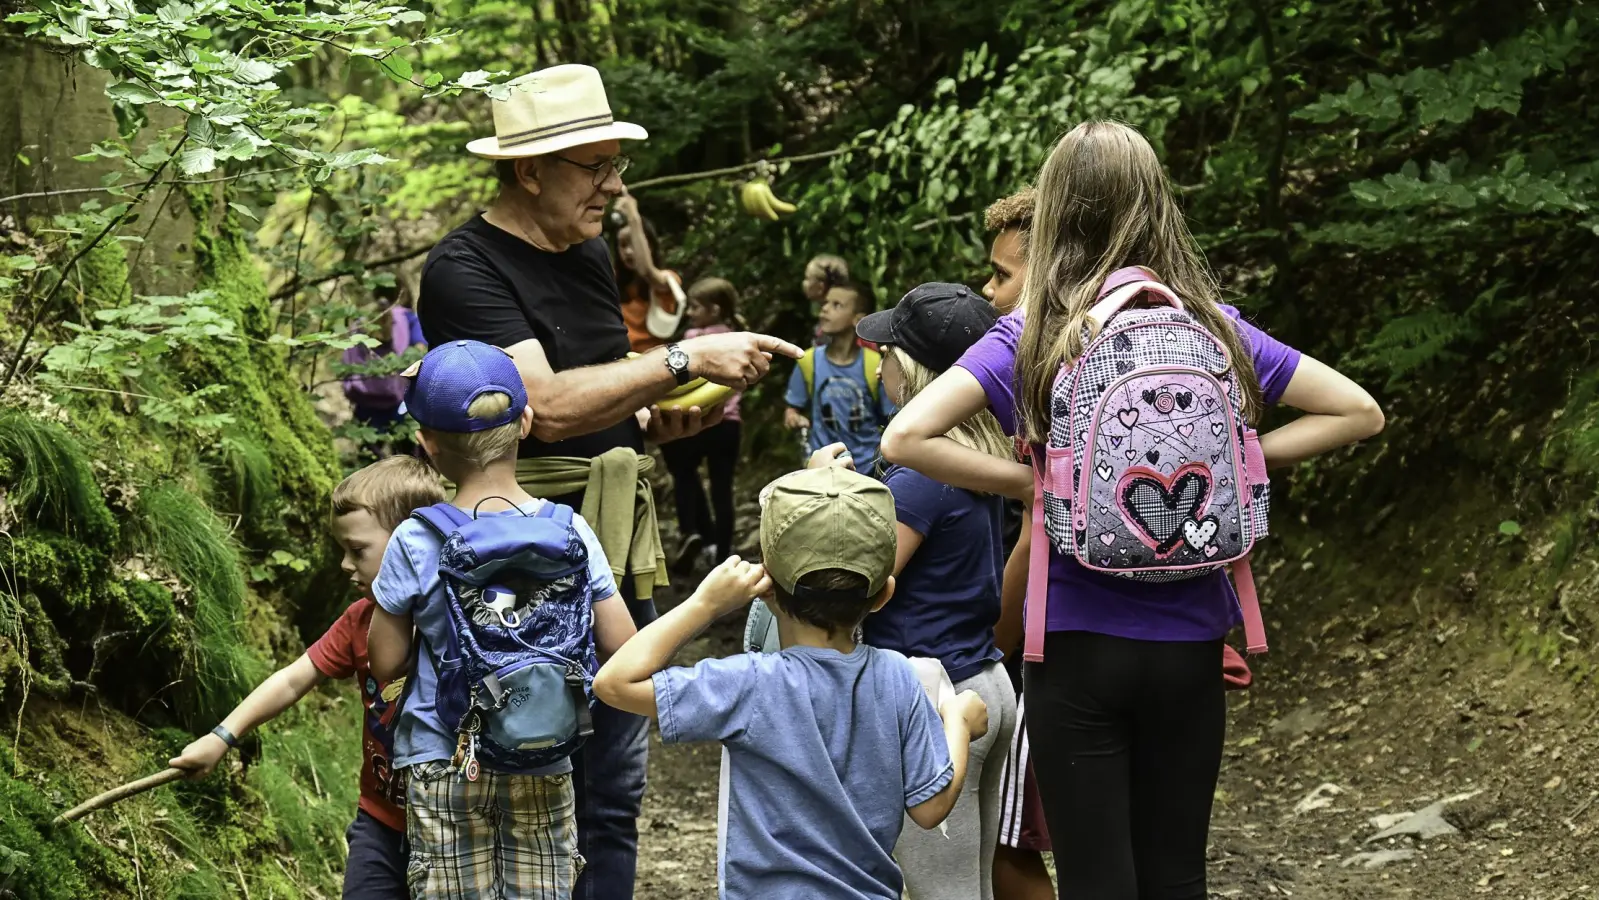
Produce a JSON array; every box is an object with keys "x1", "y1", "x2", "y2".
[{"x1": 405, "y1": 761, "x2": 582, "y2": 900}]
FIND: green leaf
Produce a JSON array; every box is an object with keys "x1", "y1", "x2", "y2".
[
  {"x1": 228, "y1": 202, "x2": 258, "y2": 222},
  {"x1": 177, "y1": 146, "x2": 217, "y2": 175},
  {"x1": 185, "y1": 113, "x2": 214, "y2": 144},
  {"x1": 380, "y1": 55, "x2": 414, "y2": 83},
  {"x1": 423, "y1": 72, "x2": 444, "y2": 88},
  {"x1": 106, "y1": 82, "x2": 162, "y2": 104},
  {"x1": 1498, "y1": 520, "x2": 1522, "y2": 537}
]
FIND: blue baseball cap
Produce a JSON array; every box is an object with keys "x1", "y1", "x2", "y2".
[{"x1": 403, "y1": 340, "x2": 528, "y2": 432}]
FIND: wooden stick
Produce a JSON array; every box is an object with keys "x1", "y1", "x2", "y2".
[{"x1": 53, "y1": 768, "x2": 187, "y2": 823}]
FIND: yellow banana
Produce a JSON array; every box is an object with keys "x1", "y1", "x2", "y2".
[
  {"x1": 759, "y1": 181, "x2": 797, "y2": 216},
  {"x1": 739, "y1": 181, "x2": 765, "y2": 218},
  {"x1": 657, "y1": 381, "x2": 733, "y2": 412},
  {"x1": 665, "y1": 376, "x2": 707, "y2": 398},
  {"x1": 753, "y1": 182, "x2": 780, "y2": 220}
]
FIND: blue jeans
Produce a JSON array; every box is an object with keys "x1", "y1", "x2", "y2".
[
  {"x1": 343, "y1": 809, "x2": 408, "y2": 900},
  {"x1": 572, "y1": 595, "x2": 655, "y2": 900}
]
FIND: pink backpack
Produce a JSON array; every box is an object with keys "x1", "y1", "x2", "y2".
[{"x1": 1023, "y1": 267, "x2": 1269, "y2": 662}]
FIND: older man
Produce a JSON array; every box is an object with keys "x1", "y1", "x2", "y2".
[{"x1": 415, "y1": 64, "x2": 799, "y2": 900}]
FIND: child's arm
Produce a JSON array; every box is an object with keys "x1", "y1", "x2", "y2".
[
  {"x1": 783, "y1": 363, "x2": 811, "y2": 430},
  {"x1": 880, "y1": 368, "x2": 1033, "y2": 502},
  {"x1": 367, "y1": 607, "x2": 413, "y2": 684},
  {"x1": 168, "y1": 654, "x2": 326, "y2": 778},
  {"x1": 907, "y1": 690, "x2": 988, "y2": 829},
  {"x1": 994, "y1": 520, "x2": 1030, "y2": 662},
  {"x1": 1259, "y1": 354, "x2": 1384, "y2": 468},
  {"x1": 594, "y1": 557, "x2": 770, "y2": 718},
  {"x1": 591, "y1": 592, "x2": 638, "y2": 662}
]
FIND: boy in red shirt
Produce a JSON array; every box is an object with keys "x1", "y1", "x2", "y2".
[{"x1": 170, "y1": 455, "x2": 445, "y2": 899}]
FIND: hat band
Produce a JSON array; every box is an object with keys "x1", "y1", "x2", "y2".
[{"x1": 498, "y1": 113, "x2": 615, "y2": 149}]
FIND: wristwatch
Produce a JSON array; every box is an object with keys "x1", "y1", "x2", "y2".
[
  {"x1": 211, "y1": 724, "x2": 240, "y2": 749},
  {"x1": 664, "y1": 343, "x2": 692, "y2": 386}
]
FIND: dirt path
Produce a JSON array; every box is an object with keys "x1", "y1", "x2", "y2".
[{"x1": 633, "y1": 582, "x2": 1599, "y2": 899}]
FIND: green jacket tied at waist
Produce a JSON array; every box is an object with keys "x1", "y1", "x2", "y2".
[{"x1": 515, "y1": 448, "x2": 668, "y2": 601}]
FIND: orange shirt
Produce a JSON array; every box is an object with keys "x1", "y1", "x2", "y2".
[{"x1": 619, "y1": 270, "x2": 680, "y2": 353}]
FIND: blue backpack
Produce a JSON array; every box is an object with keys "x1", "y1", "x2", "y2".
[{"x1": 411, "y1": 500, "x2": 597, "y2": 779}]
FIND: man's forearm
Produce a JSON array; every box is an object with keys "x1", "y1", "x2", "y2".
[{"x1": 516, "y1": 344, "x2": 677, "y2": 444}]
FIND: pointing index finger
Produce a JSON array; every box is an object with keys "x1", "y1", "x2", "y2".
[{"x1": 754, "y1": 334, "x2": 804, "y2": 359}]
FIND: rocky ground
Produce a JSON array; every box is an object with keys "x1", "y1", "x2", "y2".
[{"x1": 632, "y1": 501, "x2": 1599, "y2": 899}]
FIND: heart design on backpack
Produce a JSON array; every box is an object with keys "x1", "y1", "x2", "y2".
[
  {"x1": 1118, "y1": 408, "x2": 1140, "y2": 429},
  {"x1": 1116, "y1": 463, "x2": 1213, "y2": 556},
  {"x1": 1182, "y1": 515, "x2": 1219, "y2": 551}
]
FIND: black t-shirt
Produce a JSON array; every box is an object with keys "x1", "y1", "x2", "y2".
[{"x1": 416, "y1": 214, "x2": 644, "y2": 460}]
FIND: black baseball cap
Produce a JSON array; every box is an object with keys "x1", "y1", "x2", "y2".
[{"x1": 855, "y1": 282, "x2": 999, "y2": 373}]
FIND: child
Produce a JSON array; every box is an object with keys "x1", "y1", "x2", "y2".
[
  {"x1": 982, "y1": 187, "x2": 1033, "y2": 317},
  {"x1": 662, "y1": 277, "x2": 746, "y2": 572},
  {"x1": 856, "y1": 283, "x2": 1018, "y2": 900},
  {"x1": 882, "y1": 120, "x2": 1384, "y2": 898},
  {"x1": 612, "y1": 191, "x2": 681, "y2": 353},
  {"x1": 366, "y1": 339, "x2": 638, "y2": 900},
  {"x1": 800, "y1": 254, "x2": 850, "y2": 345},
  {"x1": 592, "y1": 466, "x2": 989, "y2": 900},
  {"x1": 783, "y1": 282, "x2": 897, "y2": 471},
  {"x1": 169, "y1": 455, "x2": 446, "y2": 900}
]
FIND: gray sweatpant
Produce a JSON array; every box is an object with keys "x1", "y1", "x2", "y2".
[{"x1": 897, "y1": 660, "x2": 1018, "y2": 900}]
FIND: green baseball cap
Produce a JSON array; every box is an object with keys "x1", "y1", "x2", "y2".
[{"x1": 758, "y1": 466, "x2": 897, "y2": 597}]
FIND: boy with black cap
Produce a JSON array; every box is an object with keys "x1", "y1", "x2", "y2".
[
  {"x1": 593, "y1": 466, "x2": 989, "y2": 900},
  {"x1": 367, "y1": 339, "x2": 639, "y2": 900},
  {"x1": 856, "y1": 284, "x2": 1019, "y2": 900}
]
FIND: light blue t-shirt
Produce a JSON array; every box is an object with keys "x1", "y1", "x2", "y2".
[
  {"x1": 372, "y1": 499, "x2": 616, "y2": 773},
  {"x1": 785, "y1": 348, "x2": 897, "y2": 470},
  {"x1": 652, "y1": 644, "x2": 952, "y2": 900}
]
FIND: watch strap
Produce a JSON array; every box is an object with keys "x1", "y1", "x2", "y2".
[{"x1": 211, "y1": 724, "x2": 239, "y2": 749}]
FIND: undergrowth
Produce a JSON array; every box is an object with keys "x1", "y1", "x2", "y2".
[
  {"x1": 130, "y1": 484, "x2": 263, "y2": 726},
  {"x1": 0, "y1": 410, "x2": 115, "y2": 545}
]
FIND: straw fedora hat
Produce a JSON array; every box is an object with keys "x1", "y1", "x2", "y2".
[{"x1": 466, "y1": 64, "x2": 648, "y2": 159}]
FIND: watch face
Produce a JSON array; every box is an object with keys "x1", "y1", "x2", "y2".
[{"x1": 668, "y1": 347, "x2": 689, "y2": 370}]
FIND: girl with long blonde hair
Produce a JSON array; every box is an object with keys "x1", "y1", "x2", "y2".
[
  {"x1": 852, "y1": 283, "x2": 1018, "y2": 900},
  {"x1": 881, "y1": 121, "x2": 1385, "y2": 897}
]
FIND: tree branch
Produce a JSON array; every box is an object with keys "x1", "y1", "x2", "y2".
[
  {"x1": 626, "y1": 148, "x2": 851, "y2": 191},
  {"x1": 0, "y1": 167, "x2": 300, "y2": 206},
  {"x1": 268, "y1": 242, "x2": 435, "y2": 301}
]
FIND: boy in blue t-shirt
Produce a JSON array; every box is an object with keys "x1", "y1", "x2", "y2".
[
  {"x1": 594, "y1": 466, "x2": 988, "y2": 900},
  {"x1": 784, "y1": 282, "x2": 898, "y2": 470},
  {"x1": 367, "y1": 340, "x2": 638, "y2": 900}
]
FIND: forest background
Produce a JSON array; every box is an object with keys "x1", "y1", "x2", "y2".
[{"x1": 1, "y1": 0, "x2": 1596, "y2": 896}]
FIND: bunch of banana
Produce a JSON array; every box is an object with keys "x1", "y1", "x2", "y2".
[
  {"x1": 626, "y1": 352, "x2": 734, "y2": 411},
  {"x1": 658, "y1": 376, "x2": 733, "y2": 412},
  {"x1": 738, "y1": 179, "x2": 798, "y2": 221}
]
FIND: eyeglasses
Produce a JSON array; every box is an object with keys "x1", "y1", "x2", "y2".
[{"x1": 551, "y1": 153, "x2": 631, "y2": 186}]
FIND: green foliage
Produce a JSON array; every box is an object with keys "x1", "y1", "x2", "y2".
[
  {"x1": 0, "y1": 410, "x2": 116, "y2": 545},
  {"x1": 0, "y1": 743, "x2": 133, "y2": 900},
  {"x1": 130, "y1": 484, "x2": 263, "y2": 726}
]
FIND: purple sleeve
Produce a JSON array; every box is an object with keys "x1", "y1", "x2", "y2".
[
  {"x1": 1221, "y1": 306, "x2": 1302, "y2": 405},
  {"x1": 953, "y1": 313, "x2": 1023, "y2": 436}
]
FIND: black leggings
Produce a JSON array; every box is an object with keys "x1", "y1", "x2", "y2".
[
  {"x1": 661, "y1": 419, "x2": 740, "y2": 557},
  {"x1": 1024, "y1": 631, "x2": 1225, "y2": 900}
]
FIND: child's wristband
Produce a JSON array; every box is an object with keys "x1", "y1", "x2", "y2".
[{"x1": 210, "y1": 724, "x2": 239, "y2": 749}]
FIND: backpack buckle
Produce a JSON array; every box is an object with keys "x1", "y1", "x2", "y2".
[{"x1": 478, "y1": 672, "x2": 507, "y2": 710}]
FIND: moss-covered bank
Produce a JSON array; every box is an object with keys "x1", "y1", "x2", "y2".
[{"x1": 0, "y1": 193, "x2": 360, "y2": 898}]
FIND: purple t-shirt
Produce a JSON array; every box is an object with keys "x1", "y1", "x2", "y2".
[{"x1": 954, "y1": 306, "x2": 1302, "y2": 641}]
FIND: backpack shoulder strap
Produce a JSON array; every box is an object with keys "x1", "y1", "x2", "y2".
[
  {"x1": 535, "y1": 501, "x2": 575, "y2": 528},
  {"x1": 411, "y1": 502, "x2": 471, "y2": 539},
  {"x1": 862, "y1": 346, "x2": 881, "y2": 404},
  {"x1": 798, "y1": 347, "x2": 816, "y2": 398}
]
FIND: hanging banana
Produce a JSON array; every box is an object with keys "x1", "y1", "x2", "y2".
[{"x1": 737, "y1": 178, "x2": 798, "y2": 221}]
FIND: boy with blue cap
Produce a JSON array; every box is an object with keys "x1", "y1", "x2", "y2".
[{"x1": 367, "y1": 339, "x2": 638, "y2": 899}]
